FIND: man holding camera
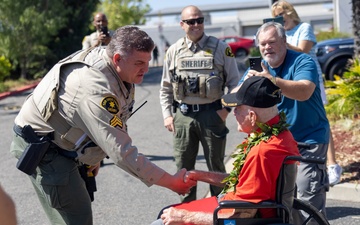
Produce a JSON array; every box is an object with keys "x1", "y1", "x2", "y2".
[{"x1": 82, "y1": 12, "x2": 112, "y2": 49}]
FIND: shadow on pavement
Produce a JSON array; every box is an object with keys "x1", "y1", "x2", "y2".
[
  {"x1": 326, "y1": 206, "x2": 360, "y2": 220},
  {"x1": 142, "y1": 67, "x2": 163, "y2": 85}
]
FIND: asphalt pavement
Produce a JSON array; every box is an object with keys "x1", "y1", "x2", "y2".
[{"x1": 0, "y1": 66, "x2": 359, "y2": 225}]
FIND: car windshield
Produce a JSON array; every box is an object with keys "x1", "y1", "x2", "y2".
[{"x1": 223, "y1": 38, "x2": 237, "y2": 43}]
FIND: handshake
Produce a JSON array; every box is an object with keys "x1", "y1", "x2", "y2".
[{"x1": 169, "y1": 168, "x2": 226, "y2": 196}]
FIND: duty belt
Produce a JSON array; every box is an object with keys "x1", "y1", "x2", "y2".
[
  {"x1": 13, "y1": 124, "x2": 77, "y2": 159},
  {"x1": 175, "y1": 100, "x2": 222, "y2": 114}
]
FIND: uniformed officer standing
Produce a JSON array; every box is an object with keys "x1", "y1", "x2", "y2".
[
  {"x1": 159, "y1": 5, "x2": 241, "y2": 202},
  {"x1": 10, "y1": 26, "x2": 196, "y2": 225},
  {"x1": 82, "y1": 12, "x2": 112, "y2": 49}
]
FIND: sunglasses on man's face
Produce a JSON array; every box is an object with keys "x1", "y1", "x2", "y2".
[{"x1": 182, "y1": 17, "x2": 204, "y2": 25}]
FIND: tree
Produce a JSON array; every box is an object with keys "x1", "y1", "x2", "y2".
[
  {"x1": 100, "y1": 0, "x2": 151, "y2": 30},
  {"x1": 0, "y1": 0, "x2": 99, "y2": 80},
  {"x1": 352, "y1": 0, "x2": 360, "y2": 58},
  {"x1": 0, "y1": 1, "x2": 65, "y2": 79}
]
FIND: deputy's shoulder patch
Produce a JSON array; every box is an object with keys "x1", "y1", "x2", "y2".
[
  {"x1": 205, "y1": 49, "x2": 213, "y2": 55},
  {"x1": 225, "y1": 47, "x2": 235, "y2": 57},
  {"x1": 101, "y1": 96, "x2": 119, "y2": 114}
]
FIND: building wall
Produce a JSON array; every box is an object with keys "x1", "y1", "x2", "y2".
[{"x1": 141, "y1": 0, "x2": 352, "y2": 65}]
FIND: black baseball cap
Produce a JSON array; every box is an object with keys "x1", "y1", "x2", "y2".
[{"x1": 221, "y1": 76, "x2": 281, "y2": 108}]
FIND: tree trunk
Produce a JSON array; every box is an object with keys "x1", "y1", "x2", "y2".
[
  {"x1": 20, "y1": 59, "x2": 27, "y2": 79},
  {"x1": 352, "y1": 0, "x2": 360, "y2": 58}
]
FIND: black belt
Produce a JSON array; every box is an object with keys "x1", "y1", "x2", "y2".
[
  {"x1": 175, "y1": 100, "x2": 222, "y2": 114},
  {"x1": 13, "y1": 125, "x2": 53, "y2": 143},
  {"x1": 13, "y1": 124, "x2": 77, "y2": 159}
]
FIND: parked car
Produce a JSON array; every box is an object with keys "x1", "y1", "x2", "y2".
[
  {"x1": 315, "y1": 38, "x2": 354, "y2": 80},
  {"x1": 218, "y1": 36, "x2": 255, "y2": 59}
]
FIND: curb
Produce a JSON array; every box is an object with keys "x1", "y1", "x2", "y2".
[
  {"x1": 327, "y1": 182, "x2": 360, "y2": 202},
  {"x1": 0, "y1": 82, "x2": 39, "y2": 101}
]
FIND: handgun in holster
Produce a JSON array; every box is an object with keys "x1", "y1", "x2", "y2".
[
  {"x1": 172, "y1": 100, "x2": 178, "y2": 113},
  {"x1": 15, "y1": 125, "x2": 51, "y2": 175},
  {"x1": 78, "y1": 164, "x2": 97, "y2": 202}
]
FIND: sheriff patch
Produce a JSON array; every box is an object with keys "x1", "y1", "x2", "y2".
[
  {"x1": 101, "y1": 96, "x2": 119, "y2": 114},
  {"x1": 225, "y1": 47, "x2": 235, "y2": 57},
  {"x1": 178, "y1": 57, "x2": 213, "y2": 70}
]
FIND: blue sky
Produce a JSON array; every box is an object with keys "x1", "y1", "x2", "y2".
[
  {"x1": 146, "y1": 0, "x2": 263, "y2": 12},
  {"x1": 145, "y1": 0, "x2": 264, "y2": 25}
]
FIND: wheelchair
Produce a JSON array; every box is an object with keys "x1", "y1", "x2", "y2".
[
  {"x1": 213, "y1": 155, "x2": 330, "y2": 225},
  {"x1": 156, "y1": 142, "x2": 330, "y2": 225}
]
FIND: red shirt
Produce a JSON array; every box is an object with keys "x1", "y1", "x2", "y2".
[{"x1": 174, "y1": 115, "x2": 300, "y2": 222}]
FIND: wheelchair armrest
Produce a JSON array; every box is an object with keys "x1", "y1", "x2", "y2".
[
  {"x1": 218, "y1": 200, "x2": 280, "y2": 209},
  {"x1": 214, "y1": 200, "x2": 290, "y2": 224}
]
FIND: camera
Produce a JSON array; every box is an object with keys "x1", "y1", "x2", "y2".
[
  {"x1": 249, "y1": 57, "x2": 262, "y2": 72},
  {"x1": 100, "y1": 26, "x2": 109, "y2": 37},
  {"x1": 263, "y1": 16, "x2": 284, "y2": 26}
]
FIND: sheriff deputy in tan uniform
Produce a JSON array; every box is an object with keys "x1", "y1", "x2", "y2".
[
  {"x1": 159, "y1": 5, "x2": 241, "y2": 203},
  {"x1": 10, "y1": 26, "x2": 195, "y2": 225},
  {"x1": 82, "y1": 12, "x2": 112, "y2": 50}
]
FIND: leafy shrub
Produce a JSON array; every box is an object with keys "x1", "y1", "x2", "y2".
[
  {"x1": 325, "y1": 58, "x2": 360, "y2": 120},
  {"x1": 316, "y1": 30, "x2": 351, "y2": 42},
  {"x1": 249, "y1": 47, "x2": 260, "y2": 57},
  {"x1": 0, "y1": 55, "x2": 11, "y2": 82}
]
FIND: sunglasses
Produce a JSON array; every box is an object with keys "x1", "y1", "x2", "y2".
[
  {"x1": 275, "y1": 12, "x2": 285, "y2": 17},
  {"x1": 182, "y1": 17, "x2": 204, "y2": 25}
]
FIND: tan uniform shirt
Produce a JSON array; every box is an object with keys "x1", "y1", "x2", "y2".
[
  {"x1": 159, "y1": 34, "x2": 241, "y2": 120},
  {"x1": 82, "y1": 30, "x2": 113, "y2": 50},
  {"x1": 15, "y1": 47, "x2": 165, "y2": 186}
]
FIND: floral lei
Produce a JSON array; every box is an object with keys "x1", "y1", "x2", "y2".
[{"x1": 221, "y1": 111, "x2": 290, "y2": 194}]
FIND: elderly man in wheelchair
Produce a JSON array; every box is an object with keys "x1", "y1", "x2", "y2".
[
  {"x1": 152, "y1": 76, "x2": 303, "y2": 225},
  {"x1": 152, "y1": 76, "x2": 329, "y2": 225}
]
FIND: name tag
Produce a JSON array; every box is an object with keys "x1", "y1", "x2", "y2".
[{"x1": 178, "y1": 57, "x2": 213, "y2": 70}]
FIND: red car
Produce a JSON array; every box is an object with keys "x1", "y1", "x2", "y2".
[{"x1": 219, "y1": 36, "x2": 255, "y2": 59}]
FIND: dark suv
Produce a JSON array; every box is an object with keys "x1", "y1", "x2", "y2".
[{"x1": 315, "y1": 38, "x2": 354, "y2": 80}]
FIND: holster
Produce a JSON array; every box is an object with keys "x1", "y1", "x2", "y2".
[
  {"x1": 14, "y1": 125, "x2": 51, "y2": 175},
  {"x1": 78, "y1": 164, "x2": 97, "y2": 202}
]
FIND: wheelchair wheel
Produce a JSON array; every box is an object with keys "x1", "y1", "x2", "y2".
[{"x1": 293, "y1": 199, "x2": 330, "y2": 225}]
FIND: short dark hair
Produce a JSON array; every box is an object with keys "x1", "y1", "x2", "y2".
[{"x1": 107, "y1": 26, "x2": 154, "y2": 59}]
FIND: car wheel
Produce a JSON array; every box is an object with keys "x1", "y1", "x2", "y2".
[
  {"x1": 235, "y1": 48, "x2": 247, "y2": 59},
  {"x1": 328, "y1": 58, "x2": 350, "y2": 80}
]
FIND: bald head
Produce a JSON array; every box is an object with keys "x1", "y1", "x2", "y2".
[
  {"x1": 180, "y1": 5, "x2": 205, "y2": 42},
  {"x1": 93, "y1": 13, "x2": 108, "y2": 31},
  {"x1": 181, "y1": 5, "x2": 203, "y2": 20}
]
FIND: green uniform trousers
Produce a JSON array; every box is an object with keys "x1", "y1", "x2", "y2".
[
  {"x1": 173, "y1": 108, "x2": 229, "y2": 202},
  {"x1": 10, "y1": 133, "x2": 93, "y2": 225}
]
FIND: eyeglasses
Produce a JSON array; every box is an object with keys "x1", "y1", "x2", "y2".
[
  {"x1": 275, "y1": 11, "x2": 285, "y2": 17},
  {"x1": 182, "y1": 17, "x2": 204, "y2": 25}
]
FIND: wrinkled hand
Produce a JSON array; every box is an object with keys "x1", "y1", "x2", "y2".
[
  {"x1": 172, "y1": 169, "x2": 196, "y2": 195},
  {"x1": 183, "y1": 170, "x2": 197, "y2": 183},
  {"x1": 161, "y1": 207, "x2": 186, "y2": 225},
  {"x1": 164, "y1": 116, "x2": 175, "y2": 133}
]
